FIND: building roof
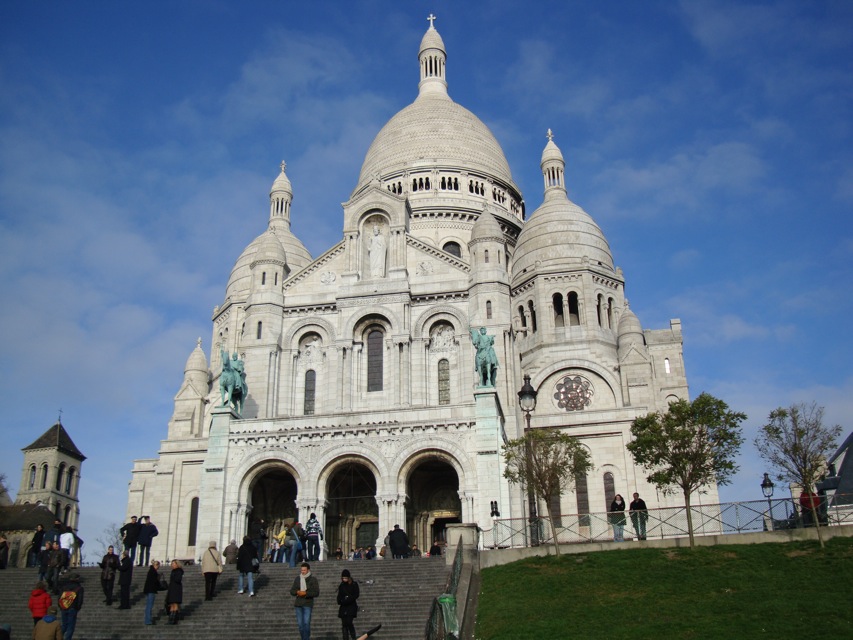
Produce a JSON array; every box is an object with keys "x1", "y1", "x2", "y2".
[
  {"x1": 0, "y1": 503, "x2": 56, "y2": 533},
  {"x1": 22, "y1": 422, "x2": 86, "y2": 461}
]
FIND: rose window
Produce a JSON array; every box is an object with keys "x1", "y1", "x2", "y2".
[{"x1": 554, "y1": 375, "x2": 593, "y2": 411}]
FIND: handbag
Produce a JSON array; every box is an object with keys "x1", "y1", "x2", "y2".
[
  {"x1": 208, "y1": 549, "x2": 223, "y2": 573},
  {"x1": 251, "y1": 556, "x2": 260, "y2": 573}
]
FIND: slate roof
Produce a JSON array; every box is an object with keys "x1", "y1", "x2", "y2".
[
  {"x1": 21, "y1": 422, "x2": 86, "y2": 461},
  {"x1": 0, "y1": 503, "x2": 56, "y2": 532}
]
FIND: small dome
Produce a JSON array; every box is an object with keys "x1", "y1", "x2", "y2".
[
  {"x1": 271, "y1": 163, "x2": 292, "y2": 196},
  {"x1": 419, "y1": 24, "x2": 446, "y2": 54},
  {"x1": 251, "y1": 229, "x2": 287, "y2": 267},
  {"x1": 541, "y1": 132, "x2": 563, "y2": 166},
  {"x1": 469, "y1": 208, "x2": 504, "y2": 244},
  {"x1": 617, "y1": 305, "x2": 645, "y2": 349},
  {"x1": 184, "y1": 338, "x2": 208, "y2": 373},
  {"x1": 226, "y1": 230, "x2": 311, "y2": 300}
]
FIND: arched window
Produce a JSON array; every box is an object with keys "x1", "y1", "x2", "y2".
[
  {"x1": 65, "y1": 467, "x2": 75, "y2": 494},
  {"x1": 443, "y1": 242, "x2": 461, "y2": 258},
  {"x1": 553, "y1": 293, "x2": 565, "y2": 327},
  {"x1": 597, "y1": 294, "x2": 604, "y2": 327},
  {"x1": 603, "y1": 472, "x2": 616, "y2": 510},
  {"x1": 41, "y1": 464, "x2": 48, "y2": 489},
  {"x1": 304, "y1": 370, "x2": 316, "y2": 415},
  {"x1": 55, "y1": 502, "x2": 62, "y2": 518},
  {"x1": 187, "y1": 497, "x2": 199, "y2": 546},
  {"x1": 664, "y1": 358, "x2": 671, "y2": 374},
  {"x1": 607, "y1": 297, "x2": 614, "y2": 329},
  {"x1": 29, "y1": 465, "x2": 36, "y2": 490},
  {"x1": 438, "y1": 359, "x2": 450, "y2": 405},
  {"x1": 528, "y1": 301, "x2": 537, "y2": 333},
  {"x1": 367, "y1": 329, "x2": 384, "y2": 392},
  {"x1": 484, "y1": 249, "x2": 490, "y2": 264},
  {"x1": 55, "y1": 463, "x2": 65, "y2": 492},
  {"x1": 256, "y1": 321, "x2": 263, "y2": 339},
  {"x1": 575, "y1": 472, "x2": 590, "y2": 527},
  {"x1": 486, "y1": 300, "x2": 492, "y2": 319},
  {"x1": 568, "y1": 292, "x2": 581, "y2": 326},
  {"x1": 518, "y1": 305, "x2": 527, "y2": 328},
  {"x1": 261, "y1": 271, "x2": 266, "y2": 285},
  {"x1": 63, "y1": 505, "x2": 71, "y2": 525}
]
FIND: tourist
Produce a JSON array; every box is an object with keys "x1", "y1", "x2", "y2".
[
  {"x1": 334, "y1": 547, "x2": 344, "y2": 561},
  {"x1": 609, "y1": 494, "x2": 627, "y2": 542},
  {"x1": 236, "y1": 535, "x2": 256, "y2": 596},
  {"x1": 59, "y1": 526, "x2": 75, "y2": 571},
  {"x1": 29, "y1": 524, "x2": 46, "y2": 568},
  {"x1": 223, "y1": 539, "x2": 239, "y2": 564},
  {"x1": 305, "y1": 512, "x2": 324, "y2": 561},
  {"x1": 337, "y1": 568, "x2": 360, "y2": 640},
  {"x1": 119, "y1": 516, "x2": 141, "y2": 565},
  {"x1": 117, "y1": 550, "x2": 133, "y2": 609},
  {"x1": 428, "y1": 540, "x2": 442, "y2": 557},
  {"x1": 142, "y1": 560, "x2": 163, "y2": 625},
  {"x1": 57, "y1": 572, "x2": 84, "y2": 640},
  {"x1": 44, "y1": 520, "x2": 62, "y2": 548},
  {"x1": 165, "y1": 559, "x2": 183, "y2": 625},
  {"x1": 389, "y1": 524, "x2": 409, "y2": 559},
  {"x1": 629, "y1": 492, "x2": 649, "y2": 540},
  {"x1": 32, "y1": 605, "x2": 61, "y2": 640},
  {"x1": 38, "y1": 541, "x2": 51, "y2": 582},
  {"x1": 273, "y1": 526, "x2": 289, "y2": 562},
  {"x1": 287, "y1": 521, "x2": 305, "y2": 567},
  {"x1": 365, "y1": 546, "x2": 376, "y2": 560},
  {"x1": 269, "y1": 537, "x2": 280, "y2": 563},
  {"x1": 46, "y1": 542, "x2": 63, "y2": 594},
  {"x1": 98, "y1": 545, "x2": 119, "y2": 606},
  {"x1": 201, "y1": 540, "x2": 223, "y2": 601},
  {"x1": 290, "y1": 562, "x2": 320, "y2": 640},
  {"x1": 248, "y1": 517, "x2": 266, "y2": 560},
  {"x1": 410, "y1": 544, "x2": 422, "y2": 557},
  {"x1": 28, "y1": 580, "x2": 52, "y2": 625},
  {"x1": 136, "y1": 516, "x2": 158, "y2": 567}
]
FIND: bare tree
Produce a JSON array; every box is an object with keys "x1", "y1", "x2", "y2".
[
  {"x1": 95, "y1": 522, "x2": 124, "y2": 558},
  {"x1": 627, "y1": 393, "x2": 746, "y2": 547},
  {"x1": 0, "y1": 472, "x2": 10, "y2": 504},
  {"x1": 755, "y1": 402, "x2": 842, "y2": 549},
  {"x1": 503, "y1": 429, "x2": 593, "y2": 556}
]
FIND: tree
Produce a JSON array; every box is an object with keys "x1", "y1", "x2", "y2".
[
  {"x1": 754, "y1": 402, "x2": 842, "y2": 549},
  {"x1": 96, "y1": 522, "x2": 124, "y2": 558},
  {"x1": 503, "y1": 429, "x2": 593, "y2": 556},
  {"x1": 627, "y1": 393, "x2": 746, "y2": 547}
]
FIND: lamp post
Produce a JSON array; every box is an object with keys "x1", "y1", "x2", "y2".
[
  {"x1": 761, "y1": 472, "x2": 775, "y2": 531},
  {"x1": 518, "y1": 374, "x2": 539, "y2": 546}
]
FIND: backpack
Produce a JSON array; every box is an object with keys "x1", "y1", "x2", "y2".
[{"x1": 59, "y1": 589, "x2": 77, "y2": 610}]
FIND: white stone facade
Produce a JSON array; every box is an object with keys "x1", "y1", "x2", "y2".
[{"x1": 127, "y1": 21, "x2": 716, "y2": 561}]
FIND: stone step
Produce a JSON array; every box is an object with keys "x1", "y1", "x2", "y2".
[{"x1": 0, "y1": 558, "x2": 449, "y2": 639}]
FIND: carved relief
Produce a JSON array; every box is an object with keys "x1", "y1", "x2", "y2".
[
  {"x1": 429, "y1": 323, "x2": 456, "y2": 352},
  {"x1": 320, "y1": 271, "x2": 336, "y2": 285},
  {"x1": 417, "y1": 261, "x2": 434, "y2": 275}
]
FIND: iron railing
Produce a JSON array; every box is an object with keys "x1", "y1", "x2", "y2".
[{"x1": 490, "y1": 493, "x2": 853, "y2": 548}]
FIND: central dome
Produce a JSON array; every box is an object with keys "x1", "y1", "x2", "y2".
[
  {"x1": 356, "y1": 21, "x2": 514, "y2": 191},
  {"x1": 357, "y1": 94, "x2": 514, "y2": 188}
]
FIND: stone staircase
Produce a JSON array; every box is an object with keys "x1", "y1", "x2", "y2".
[{"x1": 0, "y1": 557, "x2": 449, "y2": 639}]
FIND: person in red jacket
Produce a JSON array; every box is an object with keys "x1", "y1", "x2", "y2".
[{"x1": 28, "y1": 580, "x2": 53, "y2": 625}]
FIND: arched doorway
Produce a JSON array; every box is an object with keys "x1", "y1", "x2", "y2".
[
  {"x1": 406, "y1": 456, "x2": 461, "y2": 552},
  {"x1": 249, "y1": 466, "x2": 298, "y2": 548},
  {"x1": 325, "y1": 461, "x2": 378, "y2": 555}
]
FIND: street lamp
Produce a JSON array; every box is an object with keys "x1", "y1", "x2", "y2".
[
  {"x1": 761, "y1": 472, "x2": 775, "y2": 530},
  {"x1": 518, "y1": 374, "x2": 539, "y2": 546}
]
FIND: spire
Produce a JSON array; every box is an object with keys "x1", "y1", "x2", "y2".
[
  {"x1": 540, "y1": 129, "x2": 567, "y2": 201},
  {"x1": 418, "y1": 14, "x2": 448, "y2": 98},
  {"x1": 269, "y1": 161, "x2": 293, "y2": 229}
]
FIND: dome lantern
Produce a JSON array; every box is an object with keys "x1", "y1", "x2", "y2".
[
  {"x1": 270, "y1": 160, "x2": 293, "y2": 229},
  {"x1": 418, "y1": 14, "x2": 448, "y2": 97}
]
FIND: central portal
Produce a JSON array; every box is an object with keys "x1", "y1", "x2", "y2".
[
  {"x1": 250, "y1": 467, "x2": 298, "y2": 547},
  {"x1": 325, "y1": 461, "x2": 378, "y2": 555}
]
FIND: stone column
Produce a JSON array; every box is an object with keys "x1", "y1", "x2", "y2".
[{"x1": 197, "y1": 406, "x2": 236, "y2": 552}]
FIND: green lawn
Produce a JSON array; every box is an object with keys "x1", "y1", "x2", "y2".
[{"x1": 475, "y1": 537, "x2": 853, "y2": 639}]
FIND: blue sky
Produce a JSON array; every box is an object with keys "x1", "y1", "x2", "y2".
[{"x1": 1, "y1": 1, "x2": 851, "y2": 557}]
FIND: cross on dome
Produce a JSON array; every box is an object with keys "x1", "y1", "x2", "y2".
[
  {"x1": 547, "y1": 128, "x2": 554, "y2": 141},
  {"x1": 427, "y1": 13, "x2": 436, "y2": 28},
  {"x1": 280, "y1": 160, "x2": 287, "y2": 173}
]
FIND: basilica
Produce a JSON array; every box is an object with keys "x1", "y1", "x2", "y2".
[{"x1": 127, "y1": 19, "x2": 709, "y2": 560}]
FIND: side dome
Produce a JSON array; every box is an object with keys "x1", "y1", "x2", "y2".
[
  {"x1": 225, "y1": 231, "x2": 311, "y2": 300},
  {"x1": 617, "y1": 305, "x2": 645, "y2": 349},
  {"x1": 184, "y1": 338, "x2": 208, "y2": 374},
  {"x1": 251, "y1": 229, "x2": 287, "y2": 267},
  {"x1": 512, "y1": 132, "x2": 614, "y2": 282},
  {"x1": 469, "y1": 207, "x2": 504, "y2": 244}
]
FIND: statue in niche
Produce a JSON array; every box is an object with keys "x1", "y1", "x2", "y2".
[
  {"x1": 469, "y1": 326, "x2": 498, "y2": 387},
  {"x1": 431, "y1": 324, "x2": 454, "y2": 351},
  {"x1": 219, "y1": 348, "x2": 247, "y2": 415},
  {"x1": 368, "y1": 223, "x2": 387, "y2": 278},
  {"x1": 301, "y1": 336, "x2": 322, "y2": 365}
]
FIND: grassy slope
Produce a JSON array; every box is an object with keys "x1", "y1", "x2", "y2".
[{"x1": 476, "y1": 538, "x2": 853, "y2": 639}]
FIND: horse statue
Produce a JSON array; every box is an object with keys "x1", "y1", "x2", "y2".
[
  {"x1": 220, "y1": 349, "x2": 247, "y2": 415},
  {"x1": 470, "y1": 327, "x2": 499, "y2": 387}
]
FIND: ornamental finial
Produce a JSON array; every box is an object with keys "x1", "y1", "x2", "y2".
[
  {"x1": 546, "y1": 128, "x2": 553, "y2": 142},
  {"x1": 427, "y1": 13, "x2": 436, "y2": 28},
  {"x1": 280, "y1": 160, "x2": 287, "y2": 173}
]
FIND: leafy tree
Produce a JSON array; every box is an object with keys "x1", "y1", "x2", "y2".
[
  {"x1": 755, "y1": 402, "x2": 842, "y2": 549},
  {"x1": 503, "y1": 429, "x2": 593, "y2": 556},
  {"x1": 627, "y1": 393, "x2": 746, "y2": 547}
]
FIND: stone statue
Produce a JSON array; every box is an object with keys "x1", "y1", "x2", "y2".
[
  {"x1": 469, "y1": 326, "x2": 498, "y2": 387},
  {"x1": 220, "y1": 348, "x2": 247, "y2": 414},
  {"x1": 368, "y1": 224, "x2": 387, "y2": 278}
]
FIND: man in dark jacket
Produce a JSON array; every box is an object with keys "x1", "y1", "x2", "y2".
[
  {"x1": 98, "y1": 545, "x2": 119, "y2": 605},
  {"x1": 388, "y1": 524, "x2": 409, "y2": 559},
  {"x1": 46, "y1": 542, "x2": 63, "y2": 594},
  {"x1": 117, "y1": 551, "x2": 133, "y2": 609},
  {"x1": 142, "y1": 560, "x2": 163, "y2": 625},
  {"x1": 58, "y1": 572, "x2": 84, "y2": 639},
  {"x1": 236, "y1": 536, "x2": 257, "y2": 596},
  {"x1": 120, "y1": 516, "x2": 141, "y2": 565},
  {"x1": 290, "y1": 562, "x2": 320, "y2": 640},
  {"x1": 29, "y1": 524, "x2": 46, "y2": 567},
  {"x1": 629, "y1": 492, "x2": 649, "y2": 540},
  {"x1": 136, "y1": 516, "x2": 158, "y2": 567}
]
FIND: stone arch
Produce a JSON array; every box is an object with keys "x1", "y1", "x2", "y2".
[
  {"x1": 342, "y1": 307, "x2": 401, "y2": 340},
  {"x1": 412, "y1": 304, "x2": 467, "y2": 337},
  {"x1": 229, "y1": 450, "x2": 307, "y2": 508},
  {"x1": 533, "y1": 359, "x2": 621, "y2": 408},
  {"x1": 313, "y1": 447, "x2": 388, "y2": 501},
  {"x1": 282, "y1": 316, "x2": 337, "y2": 349}
]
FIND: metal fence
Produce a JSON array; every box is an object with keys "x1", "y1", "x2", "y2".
[{"x1": 489, "y1": 493, "x2": 853, "y2": 548}]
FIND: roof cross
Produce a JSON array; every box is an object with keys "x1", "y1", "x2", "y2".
[
  {"x1": 280, "y1": 160, "x2": 287, "y2": 173},
  {"x1": 58, "y1": 408, "x2": 63, "y2": 424},
  {"x1": 427, "y1": 13, "x2": 437, "y2": 28},
  {"x1": 547, "y1": 128, "x2": 554, "y2": 141}
]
